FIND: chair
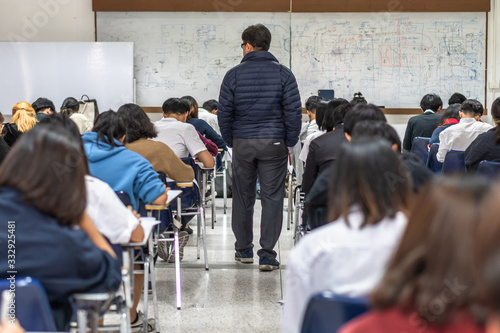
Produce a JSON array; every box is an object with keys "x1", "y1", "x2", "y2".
[
  {"x1": 441, "y1": 150, "x2": 466, "y2": 174},
  {"x1": 0, "y1": 277, "x2": 56, "y2": 332},
  {"x1": 293, "y1": 185, "x2": 306, "y2": 244},
  {"x1": 410, "y1": 137, "x2": 430, "y2": 165},
  {"x1": 301, "y1": 292, "x2": 369, "y2": 333},
  {"x1": 214, "y1": 150, "x2": 228, "y2": 215},
  {"x1": 426, "y1": 143, "x2": 443, "y2": 173},
  {"x1": 477, "y1": 160, "x2": 500, "y2": 179}
]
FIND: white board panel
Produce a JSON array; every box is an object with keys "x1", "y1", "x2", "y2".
[
  {"x1": 291, "y1": 12, "x2": 486, "y2": 107},
  {"x1": 0, "y1": 42, "x2": 133, "y2": 115},
  {"x1": 97, "y1": 12, "x2": 291, "y2": 106}
]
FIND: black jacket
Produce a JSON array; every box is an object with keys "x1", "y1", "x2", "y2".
[
  {"x1": 0, "y1": 136, "x2": 10, "y2": 165},
  {"x1": 2, "y1": 123, "x2": 23, "y2": 147},
  {"x1": 403, "y1": 112, "x2": 441, "y2": 151},
  {"x1": 465, "y1": 128, "x2": 500, "y2": 171},
  {"x1": 302, "y1": 125, "x2": 347, "y2": 193}
]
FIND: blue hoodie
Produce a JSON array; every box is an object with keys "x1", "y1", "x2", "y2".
[{"x1": 82, "y1": 132, "x2": 165, "y2": 211}]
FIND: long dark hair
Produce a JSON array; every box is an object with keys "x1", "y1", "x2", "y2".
[
  {"x1": 491, "y1": 97, "x2": 500, "y2": 144},
  {"x1": 0, "y1": 125, "x2": 87, "y2": 226},
  {"x1": 60, "y1": 97, "x2": 80, "y2": 116},
  {"x1": 92, "y1": 111, "x2": 127, "y2": 148},
  {"x1": 117, "y1": 103, "x2": 157, "y2": 143},
  {"x1": 181, "y1": 96, "x2": 198, "y2": 121},
  {"x1": 438, "y1": 103, "x2": 461, "y2": 126},
  {"x1": 328, "y1": 138, "x2": 412, "y2": 226},
  {"x1": 372, "y1": 177, "x2": 490, "y2": 325}
]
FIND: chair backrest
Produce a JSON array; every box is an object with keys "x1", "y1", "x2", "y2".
[
  {"x1": 477, "y1": 160, "x2": 500, "y2": 179},
  {"x1": 426, "y1": 143, "x2": 443, "y2": 173},
  {"x1": 0, "y1": 277, "x2": 57, "y2": 332},
  {"x1": 410, "y1": 137, "x2": 430, "y2": 165},
  {"x1": 301, "y1": 292, "x2": 369, "y2": 333},
  {"x1": 441, "y1": 150, "x2": 466, "y2": 174}
]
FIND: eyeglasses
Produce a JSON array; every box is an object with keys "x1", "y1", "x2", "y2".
[{"x1": 240, "y1": 42, "x2": 247, "y2": 49}]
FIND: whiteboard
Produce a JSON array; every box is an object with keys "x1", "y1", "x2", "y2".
[
  {"x1": 97, "y1": 12, "x2": 291, "y2": 106},
  {"x1": 0, "y1": 42, "x2": 133, "y2": 115},
  {"x1": 96, "y1": 12, "x2": 486, "y2": 109},
  {"x1": 291, "y1": 12, "x2": 486, "y2": 108}
]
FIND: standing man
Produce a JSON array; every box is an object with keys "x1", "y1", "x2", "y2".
[{"x1": 218, "y1": 24, "x2": 302, "y2": 271}]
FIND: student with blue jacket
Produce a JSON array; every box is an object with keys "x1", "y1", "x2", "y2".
[{"x1": 0, "y1": 125, "x2": 121, "y2": 331}]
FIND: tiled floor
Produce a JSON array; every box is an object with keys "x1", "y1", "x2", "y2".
[{"x1": 127, "y1": 197, "x2": 295, "y2": 333}]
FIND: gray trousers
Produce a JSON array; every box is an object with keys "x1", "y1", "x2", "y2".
[{"x1": 231, "y1": 138, "x2": 288, "y2": 259}]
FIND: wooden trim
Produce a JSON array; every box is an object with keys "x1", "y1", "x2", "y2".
[
  {"x1": 142, "y1": 106, "x2": 163, "y2": 113},
  {"x1": 291, "y1": 0, "x2": 490, "y2": 12},
  {"x1": 93, "y1": 0, "x2": 291, "y2": 12},
  {"x1": 382, "y1": 108, "x2": 422, "y2": 115}
]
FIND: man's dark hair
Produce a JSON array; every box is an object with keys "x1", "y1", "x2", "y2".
[
  {"x1": 92, "y1": 110, "x2": 127, "y2": 148},
  {"x1": 305, "y1": 96, "x2": 326, "y2": 112},
  {"x1": 323, "y1": 99, "x2": 349, "y2": 131},
  {"x1": 117, "y1": 103, "x2": 157, "y2": 143},
  {"x1": 438, "y1": 104, "x2": 461, "y2": 126},
  {"x1": 343, "y1": 103, "x2": 387, "y2": 135},
  {"x1": 202, "y1": 99, "x2": 218, "y2": 112},
  {"x1": 461, "y1": 99, "x2": 483, "y2": 116},
  {"x1": 241, "y1": 24, "x2": 271, "y2": 51},
  {"x1": 350, "y1": 92, "x2": 367, "y2": 106},
  {"x1": 162, "y1": 98, "x2": 190, "y2": 116},
  {"x1": 328, "y1": 138, "x2": 411, "y2": 227},
  {"x1": 352, "y1": 120, "x2": 401, "y2": 152},
  {"x1": 32, "y1": 97, "x2": 56, "y2": 113},
  {"x1": 448, "y1": 93, "x2": 466, "y2": 105},
  {"x1": 420, "y1": 94, "x2": 443, "y2": 112},
  {"x1": 0, "y1": 124, "x2": 87, "y2": 227}
]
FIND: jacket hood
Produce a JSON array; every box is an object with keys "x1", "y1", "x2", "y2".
[
  {"x1": 82, "y1": 131, "x2": 125, "y2": 163},
  {"x1": 241, "y1": 51, "x2": 279, "y2": 63}
]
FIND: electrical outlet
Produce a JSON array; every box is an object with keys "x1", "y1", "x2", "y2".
[{"x1": 489, "y1": 82, "x2": 500, "y2": 89}]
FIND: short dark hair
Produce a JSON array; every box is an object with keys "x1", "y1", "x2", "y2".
[
  {"x1": 343, "y1": 103, "x2": 387, "y2": 135},
  {"x1": 202, "y1": 99, "x2": 218, "y2": 111},
  {"x1": 92, "y1": 111, "x2": 127, "y2": 148},
  {"x1": 323, "y1": 99, "x2": 349, "y2": 131},
  {"x1": 350, "y1": 92, "x2": 367, "y2": 106},
  {"x1": 352, "y1": 121, "x2": 401, "y2": 152},
  {"x1": 448, "y1": 92, "x2": 466, "y2": 105},
  {"x1": 328, "y1": 138, "x2": 412, "y2": 226},
  {"x1": 241, "y1": 24, "x2": 271, "y2": 51},
  {"x1": 181, "y1": 96, "x2": 198, "y2": 120},
  {"x1": 315, "y1": 101, "x2": 329, "y2": 131},
  {"x1": 162, "y1": 98, "x2": 190, "y2": 116},
  {"x1": 60, "y1": 97, "x2": 80, "y2": 116},
  {"x1": 461, "y1": 99, "x2": 483, "y2": 116},
  {"x1": 305, "y1": 96, "x2": 326, "y2": 112},
  {"x1": 438, "y1": 103, "x2": 461, "y2": 126},
  {"x1": 32, "y1": 97, "x2": 56, "y2": 113},
  {"x1": 117, "y1": 104, "x2": 157, "y2": 143},
  {"x1": 0, "y1": 124, "x2": 87, "y2": 227},
  {"x1": 372, "y1": 177, "x2": 491, "y2": 325},
  {"x1": 420, "y1": 94, "x2": 443, "y2": 112}
]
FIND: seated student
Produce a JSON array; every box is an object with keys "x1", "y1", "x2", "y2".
[
  {"x1": 465, "y1": 98, "x2": 500, "y2": 171},
  {"x1": 437, "y1": 99, "x2": 493, "y2": 163},
  {"x1": 299, "y1": 96, "x2": 324, "y2": 142},
  {"x1": 203, "y1": 99, "x2": 218, "y2": 115},
  {"x1": 82, "y1": 111, "x2": 168, "y2": 211},
  {"x1": 32, "y1": 97, "x2": 55, "y2": 121},
  {"x1": 0, "y1": 125, "x2": 121, "y2": 331},
  {"x1": 61, "y1": 97, "x2": 92, "y2": 134},
  {"x1": 352, "y1": 121, "x2": 433, "y2": 192},
  {"x1": 154, "y1": 98, "x2": 215, "y2": 168},
  {"x1": 302, "y1": 101, "x2": 350, "y2": 193},
  {"x1": 429, "y1": 103, "x2": 461, "y2": 146},
  {"x1": 449, "y1": 92, "x2": 467, "y2": 105},
  {"x1": 403, "y1": 94, "x2": 442, "y2": 152},
  {"x1": 283, "y1": 139, "x2": 412, "y2": 333},
  {"x1": 303, "y1": 104, "x2": 387, "y2": 230},
  {"x1": 182, "y1": 95, "x2": 226, "y2": 150},
  {"x1": 2, "y1": 101, "x2": 37, "y2": 147},
  {"x1": 340, "y1": 177, "x2": 489, "y2": 333}
]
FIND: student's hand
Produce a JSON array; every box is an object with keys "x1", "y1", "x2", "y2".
[
  {"x1": 126, "y1": 206, "x2": 141, "y2": 219},
  {"x1": 1, "y1": 319, "x2": 26, "y2": 333}
]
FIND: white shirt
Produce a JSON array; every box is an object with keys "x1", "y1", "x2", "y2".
[
  {"x1": 198, "y1": 108, "x2": 220, "y2": 134},
  {"x1": 300, "y1": 120, "x2": 319, "y2": 142},
  {"x1": 282, "y1": 210, "x2": 408, "y2": 333},
  {"x1": 153, "y1": 117, "x2": 207, "y2": 158},
  {"x1": 85, "y1": 175, "x2": 140, "y2": 245},
  {"x1": 436, "y1": 118, "x2": 493, "y2": 162},
  {"x1": 299, "y1": 130, "x2": 326, "y2": 162}
]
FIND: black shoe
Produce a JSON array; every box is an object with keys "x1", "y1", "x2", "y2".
[
  {"x1": 259, "y1": 256, "x2": 279, "y2": 271},
  {"x1": 235, "y1": 248, "x2": 254, "y2": 263},
  {"x1": 181, "y1": 225, "x2": 194, "y2": 235}
]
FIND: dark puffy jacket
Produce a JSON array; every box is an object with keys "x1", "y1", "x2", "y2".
[{"x1": 218, "y1": 51, "x2": 302, "y2": 148}]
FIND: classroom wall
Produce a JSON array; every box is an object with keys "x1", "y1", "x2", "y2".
[{"x1": 0, "y1": 0, "x2": 498, "y2": 128}]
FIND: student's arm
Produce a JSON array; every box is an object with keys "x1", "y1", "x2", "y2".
[
  {"x1": 151, "y1": 188, "x2": 168, "y2": 205},
  {"x1": 196, "y1": 150, "x2": 215, "y2": 168},
  {"x1": 201, "y1": 120, "x2": 227, "y2": 150},
  {"x1": 126, "y1": 206, "x2": 145, "y2": 243},
  {"x1": 79, "y1": 211, "x2": 117, "y2": 258},
  {"x1": 436, "y1": 131, "x2": 450, "y2": 163},
  {"x1": 218, "y1": 70, "x2": 236, "y2": 147},
  {"x1": 281, "y1": 71, "x2": 303, "y2": 148}
]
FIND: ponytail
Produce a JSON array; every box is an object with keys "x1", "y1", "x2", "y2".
[{"x1": 11, "y1": 108, "x2": 37, "y2": 133}]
